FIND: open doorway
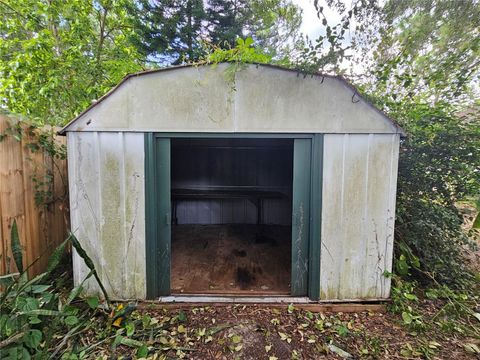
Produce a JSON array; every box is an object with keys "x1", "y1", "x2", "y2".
[{"x1": 170, "y1": 138, "x2": 294, "y2": 295}]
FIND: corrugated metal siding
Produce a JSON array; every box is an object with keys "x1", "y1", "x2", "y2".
[
  {"x1": 68, "y1": 132, "x2": 146, "y2": 299},
  {"x1": 173, "y1": 199, "x2": 291, "y2": 224},
  {"x1": 67, "y1": 131, "x2": 400, "y2": 301},
  {"x1": 171, "y1": 140, "x2": 292, "y2": 225},
  {"x1": 319, "y1": 134, "x2": 399, "y2": 300}
]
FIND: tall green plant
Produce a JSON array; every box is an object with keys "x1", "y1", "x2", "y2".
[
  {"x1": 10, "y1": 220, "x2": 23, "y2": 274},
  {"x1": 0, "y1": 221, "x2": 107, "y2": 357}
]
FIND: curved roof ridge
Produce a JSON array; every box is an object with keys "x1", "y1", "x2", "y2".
[{"x1": 59, "y1": 62, "x2": 405, "y2": 136}]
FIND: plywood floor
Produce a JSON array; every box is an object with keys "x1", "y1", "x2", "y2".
[{"x1": 171, "y1": 225, "x2": 291, "y2": 294}]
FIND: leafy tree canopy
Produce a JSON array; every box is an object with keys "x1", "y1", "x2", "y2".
[
  {"x1": 1, "y1": 0, "x2": 303, "y2": 124},
  {"x1": 0, "y1": 0, "x2": 144, "y2": 125},
  {"x1": 132, "y1": 0, "x2": 206, "y2": 64},
  {"x1": 134, "y1": 0, "x2": 303, "y2": 65},
  {"x1": 317, "y1": 0, "x2": 480, "y2": 105}
]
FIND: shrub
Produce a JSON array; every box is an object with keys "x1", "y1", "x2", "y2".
[
  {"x1": 392, "y1": 101, "x2": 480, "y2": 287},
  {"x1": 0, "y1": 220, "x2": 107, "y2": 357}
]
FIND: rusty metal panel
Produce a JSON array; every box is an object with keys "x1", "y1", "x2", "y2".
[
  {"x1": 319, "y1": 134, "x2": 399, "y2": 300},
  {"x1": 68, "y1": 132, "x2": 146, "y2": 299}
]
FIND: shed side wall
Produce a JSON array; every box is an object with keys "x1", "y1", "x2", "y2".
[
  {"x1": 68, "y1": 132, "x2": 146, "y2": 299},
  {"x1": 320, "y1": 133, "x2": 399, "y2": 300}
]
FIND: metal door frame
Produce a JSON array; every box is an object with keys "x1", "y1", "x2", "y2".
[{"x1": 144, "y1": 133, "x2": 323, "y2": 300}]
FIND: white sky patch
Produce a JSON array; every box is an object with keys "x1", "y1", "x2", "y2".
[
  {"x1": 292, "y1": 0, "x2": 345, "y2": 38},
  {"x1": 292, "y1": 0, "x2": 365, "y2": 75}
]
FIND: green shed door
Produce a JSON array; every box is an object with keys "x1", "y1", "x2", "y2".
[
  {"x1": 145, "y1": 135, "x2": 171, "y2": 298},
  {"x1": 291, "y1": 138, "x2": 312, "y2": 296},
  {"x1": 156, "y1": 138, "x2": 171, "y2": 295}
]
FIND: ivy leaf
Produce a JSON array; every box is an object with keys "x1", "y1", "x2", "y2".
[
  {"x1": 65, "y1": 315, "x2": 79, "y2": 326},
  {"x1": 178, "y1": 310, "x2": 187, "y2": 322},
  {"x1": 403, "y1": 293, "x2": 418, "y2": 301},
  {"x1": 244, "y1": 37, "x2": 254, "y2": 47},
  {"x1": 126, "y1": 322, "x2": 135, "y2": 337},
  {"x1": 29, "y1": 316, "x2": 41, "y2": 325},
  {"x1": 402, "y1": 312, "x2": 413, "y2": 324},
  {"x1": 137, "y1": 344, "x2": 149, "y2": 357},
  {"x1": 24, "y1": 329, "x2": 42, "y2": 349},
  {"x1": 86, "y1": 296, "x2": 99, "y2": 309}
]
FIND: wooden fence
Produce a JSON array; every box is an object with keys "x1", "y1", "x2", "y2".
[{"x1": 0, "y1": 115, "x2": 69, "y2": 277}]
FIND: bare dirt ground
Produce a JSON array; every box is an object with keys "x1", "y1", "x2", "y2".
[{"x1": 80, "y1": 301, "x2": 479, "y2": 359}]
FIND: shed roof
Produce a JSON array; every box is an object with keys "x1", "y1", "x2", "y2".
[{"x1": 59, "y1": 63, "x2": 405, "y2": 135}]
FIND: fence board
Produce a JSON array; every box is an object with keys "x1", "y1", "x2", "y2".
[{"x1": 0, "y1": 115, "x2": 68, "y2": 277}]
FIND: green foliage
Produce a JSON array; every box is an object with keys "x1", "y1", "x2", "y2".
[
  {"x1": 10, "y1": 220, "x2": 23, "y2": 274},
  {"x1": 205, "y1": 37, "x2": 271, "y2": 64},
  {"x1": 202, "y1": 37, "x2": 272, "y2": 88},
  {"x1": 0, "y1": 0, "x2": 144, "y2": 125},
  {"x1": 390, "y1": 101, "x2": 480, "y2": 286},
  {"x1": 293, "y1": 1, "x2": 362, "y2": 74},
  {"x1": 1, "y1": 0, "x2": 302, "y2": 124},
  {"x1": 389, "y1": 275, "x2": 480, "y2": 340},
  {"x1": 206, "y1": 0, "x2": 302, "y2": 59},
  {"x1": 244, "y1": 0, "x2": 303, "y2": 60},
  {"x1": 0, "y1": 225, "x2": 106, "y2": 357},
  {"x1": 133, "y1": 0, "x2": 206, "y2": 64},
  {"x1": 389, "y1": 277, "x2": 425, "y2": 329},
  {"x1": 133, "y1": 0, "x2": 302, "y2": 65},
  {"x1": 321, "y1": 1, "x2": 480, "y2": 104},
  {"x1": 375, "y1": 0, "x2": 480, "y2": 103}
]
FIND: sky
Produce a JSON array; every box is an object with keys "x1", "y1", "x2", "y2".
[
  {"x1": 291, "y1": 0, "x2": 361, "y2": 74},
  {"x1": 292, "y1": 0, "x2": 346, "y2": 38}
]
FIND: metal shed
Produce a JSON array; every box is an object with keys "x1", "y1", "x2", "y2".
[{"x1": 60, "y1": 63, "x2": 404, "y2": 302}]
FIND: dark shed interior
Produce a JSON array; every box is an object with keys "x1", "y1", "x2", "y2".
[{"x1": 170, "y1": 138, "x2": 293, "y2": 294}]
